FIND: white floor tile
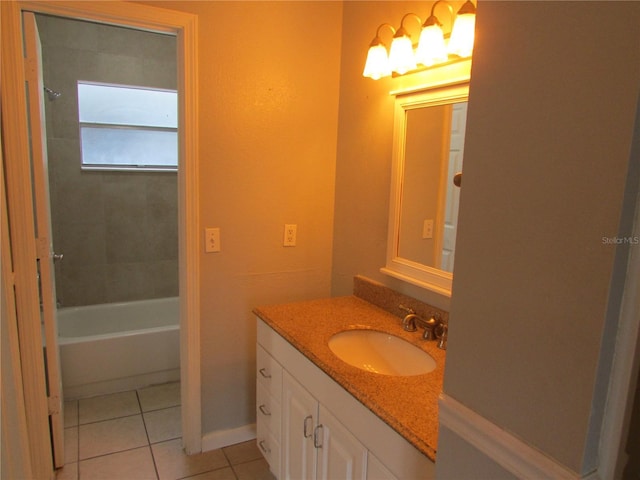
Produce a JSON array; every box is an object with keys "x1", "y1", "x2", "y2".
[
  {"x1": 79, "y1": 415, "x2": 148, "y2": 460},
  {"x1": 144, "y1": 406, "x2": 181, "y2": 443},
  {"x1": 222, "y1": 440, "x2": 262, "y2": 465},
  {"x1": 64, "y1": 426, "x2": 78, "y2": 464},
  {"x1": 183, "y1": 467, "x2": 236, "y2": 480},
  {"x1": 79, "y1": 390, "x2": 141, "y2": 424},
  {"x1": 55, "y1": 461, "x2": 77, "y2": 480},
  {"x1": 65, "y1": 386, "x2": 272, "y2": 480},
  {"x1": 138, "y1": 382, "x2": 180, "y2": 412},
  {"x1": 151, "y1": 438, "x2": 229, "y2": 480},
  {"x1": 233, "y1": 458, "x2": 276, "y2": 480},
  {"x1": 64, "y1": 400, "x2": 78, "y2": 428},
  {"x1": 79, "y1": 446, "x2": 157, "y2": 480}
]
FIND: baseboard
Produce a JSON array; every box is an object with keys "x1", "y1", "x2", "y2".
[
  {"x1": 201, "y1": 423, "x2": 257, "y2": 452},
  {"x1": 439, "y1": 393, "x2": 589, "y2": 479}
]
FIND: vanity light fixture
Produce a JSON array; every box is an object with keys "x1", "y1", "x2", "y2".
[
  {"x1": 363, "y1": 24, "x2": 395, "y2": 80},
  {"x1": 362, "y1": 0, "x2": 476, "y2": 80},
  {"x1": 447, "y1": 0, "x2": 476, "y2": 58},
  {"x1": 389, "y1": 14, "x2": 420, "y2": 75}
]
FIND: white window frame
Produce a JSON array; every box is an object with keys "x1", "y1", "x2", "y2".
[{"x1": 77, "y1": 81, "x2": 178, "y2": 172}]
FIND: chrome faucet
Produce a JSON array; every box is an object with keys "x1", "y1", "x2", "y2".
[
  {"x1": 399, "y1": 305, "x2": 447, "y2": 349},
  {"x1": 399, "y1": 305, "x2": 443, "y2": 341}
]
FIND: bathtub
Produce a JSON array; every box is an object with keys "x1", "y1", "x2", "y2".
[{"x1": 58, "y1": 297, "x2": 180, "y2": 399}]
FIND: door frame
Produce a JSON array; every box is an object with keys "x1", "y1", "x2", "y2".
[{"x1": 3, "y1": 0, "x2": 202, "y2": 462}]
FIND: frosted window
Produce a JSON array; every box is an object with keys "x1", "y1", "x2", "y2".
[
  {"x1": 77, "y1": 82, "x2": 177, "y2": 171},
  {"x1": 80, "y1": 127, "x2": 177, "y2": 167}
]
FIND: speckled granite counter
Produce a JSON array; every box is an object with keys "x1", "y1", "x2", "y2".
[{"x1": 253, "y1": 295, "x2": 446, "y2": 462}]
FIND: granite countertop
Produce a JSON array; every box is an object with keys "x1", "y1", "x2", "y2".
[{"x1": 253, "y1": 295, "x2": 446, "y2": 462}]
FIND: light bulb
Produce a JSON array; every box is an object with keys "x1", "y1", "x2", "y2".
[
  {"x1": 389, "y1": 31, "x2": 416, "y2": 75},
  {"x1": 416, "y1": 21, "x2": 447, "y2": 66},
  {"x1": 363, "y1": 43, "x2": 391, "y2": 80},
  {"x1": 448, "y1": 1, "x2": 476, "y2": 58}
]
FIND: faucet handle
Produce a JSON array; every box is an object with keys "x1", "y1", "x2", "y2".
[
  {"x1": 399, "y1": 304, "x2": 415, "y2": 315},
  {"x1": 435, "y1": 321, "x2": 448, "y2": 350}
]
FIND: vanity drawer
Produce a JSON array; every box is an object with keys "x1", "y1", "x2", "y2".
[
  {"x1": 257, "y1": 417, "x2": 281, "y2": 478},
  {"x1": 257, "y1": 345, "x2": 282, "y2": 401},
  {"x1": 256, "y1": 382, "x2": 281, "y2": 439}
]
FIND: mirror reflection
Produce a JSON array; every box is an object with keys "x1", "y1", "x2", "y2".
[
  {"x1": 382, "y1": 82, "x2": 469, "y2": 297},
  {"x1": 398, "y1": 101, "x2": 468, "y2": 272}
]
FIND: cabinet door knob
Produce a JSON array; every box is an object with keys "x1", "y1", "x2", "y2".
[{"x1": 258, "y1": 368, "x2": 271, "y2": 379}]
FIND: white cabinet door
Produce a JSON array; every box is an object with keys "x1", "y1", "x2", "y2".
[
  {"x1": 316, "y1": 405, "x2": 367, "y2": 480},
  {"x1": 282, "y1": 371, "x2": 318, "y2": 480},
  {"x1": 366, "y1": 452, "x2": 398, "y2": 480}
]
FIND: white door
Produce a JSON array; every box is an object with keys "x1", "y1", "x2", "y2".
[
  {"x1": 22, "y1": 11, "x2": 65, "y2": 468},
  {"x1": 316, "y1": 405, "x2": 367, "y2": 480},
  {"x1": 282, "y1": 372, "x2": 318, "y2": 480},
  {"x1": 441, "y1": 101, "x2": 468, "y2": 272}
]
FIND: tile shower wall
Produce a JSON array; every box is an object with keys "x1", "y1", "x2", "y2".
[{"x1": 36, "y1": 15, "x2": 178, "y2": 307}]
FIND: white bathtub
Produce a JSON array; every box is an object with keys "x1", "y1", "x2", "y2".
[{"x1": 58, "y1": 297, "x2": 180, "y2": 399}]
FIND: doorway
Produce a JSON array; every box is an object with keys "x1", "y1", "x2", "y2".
[
  {"x1": 37, "y1": 15, "x2": 181, "y2": 400},
  {"x1": 2, "y1": 3, "x2": 200, "y2": 476}
]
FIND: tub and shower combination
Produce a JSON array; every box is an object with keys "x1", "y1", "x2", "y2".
[{"x1": 57, "y1": 297, "x2": 180, "y2": 399}]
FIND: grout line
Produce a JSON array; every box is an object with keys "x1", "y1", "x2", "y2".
[
  {"x1": 76, "y1": 445, "x2": 151, "y2": 463},
  {"x1": 218, "y1": 445, "x2": 240, "y2": 480},
  {"x1": 136, "y1": 390, "x2": 160, "y2": 480},
  {"x1": 73, "y1": 400, "x2": 80, "y2": 480},
  {"x1": 77, "y1": 412, "x2": 143, "y2": 427},
  {"x1": 229, "y1": 465, "x2": 241, "y2": 480}
]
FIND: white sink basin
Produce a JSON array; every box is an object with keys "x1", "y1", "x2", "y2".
[{"x1": 328, "y1": 329, "x2": 436, "y2": 376}]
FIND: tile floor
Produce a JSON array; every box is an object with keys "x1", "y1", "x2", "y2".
[{"x1": 57, "y1": 382, "x2": 275, "y2": 480}]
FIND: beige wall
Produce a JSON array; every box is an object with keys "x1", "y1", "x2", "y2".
[
  {"x1": 139, "y1": 1, "x2": 343, "y2": 434},
  {"x1": 132, "y1": 1, "x2": 640, "y2": 471},
  {"x1": 440, "y1": 1, "x2": 640, "y2": 475}
]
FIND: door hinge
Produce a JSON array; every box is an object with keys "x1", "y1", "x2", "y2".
[{"x1": 47, "y1": 395, "x2": 60, "y2": 415}]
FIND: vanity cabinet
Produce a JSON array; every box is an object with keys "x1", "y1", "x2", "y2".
[
  {"x1": 256, "y1": 318, "x2": 435, "y2": 480},
  {"x1": 282, "y1": 371, "x2": 367, "y2": 480},
  {"x1": 256, "y1": 345, "x2": 283, "y2": 475}
]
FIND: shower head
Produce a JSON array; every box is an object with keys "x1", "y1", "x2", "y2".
[{"x1": 44, "y1": 86, "x2": 62, "y2": 100}]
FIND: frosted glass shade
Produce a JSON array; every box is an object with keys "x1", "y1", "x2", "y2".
[
  {"x1": 416, "y1": 23, "x2": 448, "y2": 67},
  {"x1": 448, "y1": 12, "x2": 476, "y2": 58},
  {"x1": 363, "y1": 43, "x2": 391, "y2": 79},
  {"x1": 389, "y1": 34, "x2": 416, "y2": 75}
]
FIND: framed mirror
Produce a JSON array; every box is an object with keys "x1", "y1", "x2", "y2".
[{"x1": 381, "y1": 82, "x2": 469, "y2": 297}]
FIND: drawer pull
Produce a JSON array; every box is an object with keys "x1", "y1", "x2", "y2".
[
  {"x1": 259, "y1": 439, "x2": 271, "y2": 454},
  {"x1": 258, "y1": 404, "x2": 271, "y2": 416},
  {"x1": 303, "y1": 415, "x2": 313, "y2": 438},
  {"x1": 258, "y1": 368, "x2": 271, "y2": 379}
]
